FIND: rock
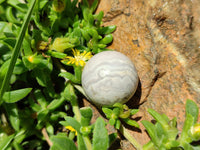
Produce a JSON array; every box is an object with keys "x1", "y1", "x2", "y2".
[
  {"x1": 85, "y1": 0, "x2": 200, "y2": 149},
  {"x1": 82, "y1": 51, "x2": 139, "y2": 106}
]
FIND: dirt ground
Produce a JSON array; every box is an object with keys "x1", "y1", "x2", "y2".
[{"x1": 84, "y1": 0, "x2": 200, "y2": 149}]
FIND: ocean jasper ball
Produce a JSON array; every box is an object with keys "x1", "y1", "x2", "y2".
[{"x1": 81, "y1": 51, "x2": 139, "y2": 106}]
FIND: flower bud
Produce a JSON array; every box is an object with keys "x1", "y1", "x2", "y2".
[
  {"x1": 190, "y1": 123, "x2": 200, "y2": 141},
  {"x1": 50, "y1": 37, "x2": 73, "y2": 52},
  {"x1": 80, "y1": 126, "x2": 92, "y2": 136},
  {"x1": 52, "y1": 0, "x2": 66, "y2": 13}
]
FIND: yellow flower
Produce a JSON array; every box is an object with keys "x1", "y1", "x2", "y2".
[
  {"x1": 28, "y1": 56, "x2": 34, "y2": 63},
  {"x1": 190, "y1": 123, "x2": 200, "y2": 141},
  {"x1": 65, "y1": 126, "x2": 77, "y2": 136},
  {"x1": 64, "y1": 49, "x2": 93, "y2": 67},
  {"x1": 191, "y1": 124, "x2": 200, "y2": 134}
]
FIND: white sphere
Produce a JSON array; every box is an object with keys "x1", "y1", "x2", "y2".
[{"x1": 81, "y1": 51, "x2": 139, "y2": 106}]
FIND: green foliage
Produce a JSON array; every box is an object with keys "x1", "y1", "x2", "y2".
[
  {"x1": 102, "y1": 103, "x2": 140, "y2": 129},
  {"x1": 92, "y1": 117, "x2": 109, "y2": 150},
  {"x1": 0, "y1": 0, "x2": 200, "y2": 150},
  {"x1": 50, "y1": 135, "x2": 77, "y2": 150},
  {"x1": 3, "y1": 88, "x2": 32, "y2": 103},
  {"x1": 0, "y1": 134, "x2": 15, "y2": 150},
  {"x1": 142, "y1": 99, "x2": 200, "y2": 150},
  {"x1": 80, "y1": 107, "x2": 93, "y2": 126}
]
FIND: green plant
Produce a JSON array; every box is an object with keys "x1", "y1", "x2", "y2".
[
  {"x1": 0, "y1": 0, "x2": 117, "y2": 149},
  {"x1": 0, "y1": 0, "x2": 200, "y2": 150},
  {"x1": 102, "y1": 103, "x2": 143, "y2": 149},
  {"x1": 142, "y1": 99, "x2": 200, "y2": 150}
]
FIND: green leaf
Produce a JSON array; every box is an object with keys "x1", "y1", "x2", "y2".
[
  {"x1": 154, "y1": 122, "x2": 165, "y2": 143},
  {"x1": 12, "y1": 141, "x2": 24, "y2": 150},
  {"x1": 186, "y1": 99, "x2": 199, "y2": 123},
  {"x1": 94, "y1": 11, "x2": 104, "y2": 27},
  {"x1": 13, "y1": 129, "x2": 26, "y2": 144},
  {"x1": 88, "y1": 14, "x2": 94, "y2": 25},
  {"x1": 33, "y1": 68, "x2": 53, "y2": 87},
  {"x1": 3, "y1": 88, "x2": 32, "y2": 103},
  {"x1": 60, "y1": 116, "x2": 81, "y2": 133},
  {"x1": 81, "y1": 29, "x2": 91, "y2": 41},
  {"x1": 169, "y1": 117, "x2": 177, "y2": 128},
  {"x1": 37, "y1": 109, "x2": 49, "y2": 125},
  {"x1": 97, "y1": 25, "x2": 117, "y2": 34},
  {"x1": 115, "y1": 119, "x2": 121, "y2": 129},
  {"x1": 0, "y1": 22, "x2": 14, "y2": 38},
  {"x1": 109, "y1": 118, "x2": 116, "y2": 126},
  {"x1": 165, "y1": 140, "x2": 180, "y2": 149},
  {"x1": 59, "y1": 72, "x2": 80, "y2": 84},
  {"x1": 148, "y1": 109, "x2": 169, "y2": 130},
  {"x1": 28, "y1": 97, "x2": 41, "y2": 112},
  {"x1": 0, "y1": 0, "x2": 36, "y2": 105},
  {"x1": 6, "y1": 7, "x2": 20, "y2": 24},
  {"x1": 3, "y1": 37, "x2": 16, "y2": 48},
  {"x1": 50, "y1": 135, "x2": 77, "y2": 150},
  {"x1": 181, "y1": 142, "x2": 195, "y2": 150},
  {"x1": 193, "y1": 146, "x2": 200, "y2": 150},
  {"x1": 46, "y1": 50, "x2": 67, "y2": 59},
  {"x1": 37, "y1": 0, "x2": 48, "y2": 10},
  {"x1": 7, "y1": 0, "x2": 28, "y2": 12},
  {"x1": 4, "y1": 103, "x2": 20, "y2": 131},
  {"x1": 22, "y1": 37, "x2": 33, "y2": 56},
  {"x1": 74, "y1": 66, "x2": 82, "y2": 84},
  {"x1": 0, "y1": 59, "x2": 27, "y2": 86},
  {"x1": 141, "y1": 120, "x2": 159, "y2": 147},
  {"x1": 122, "y1": 118, "x2": 140, "y2": 128},
  {"x1": 37, "y1": 109, "x2": 49, "y2": 129},
  {"x1": 102, "y1": 107, "x2": 112, "y2": 118},
  {"x1": 73, "y1": 84, "x2": 88, "y2": 99},
  {"x1": 34, "y1": 89, "x2": 48, "y2": 109},
  {"x1": 180, "y1": 114, "x2": 194, "y2": 144},
  {"x1": 0, "y1": 134, "x2": 15, "y2": 150},
  {"x1": 0, "y1": 0, "x2": 6, "y2": 4},
  {"x1": 90, "y1": 0, "x2": 98, "y2": 13},
  {"x1": 143, "y1": 141, "x2": 155, "y2": 150},
  {"x1": 13, "y1": 59, "x2": 27, "y2": 75},
  {"x1": 92, "y1": 117, "x2": 109, "y2": 150},
  {"x1": 113, "y1": 103, "x2": 123, "y2": 109},
  {"x1": 63, "y1": 83, "x2": 77, "y2": 104},
  {"x1": 113, "y1": 107, "x2": 120, "y2": 117},
  {"x1": 99, "y1": 34, "x2": 113, "y2": 45},
  {"x1": 80, "y1": 107, "x2": 93, "y2": 126},
  {"x1": 130, "y1": 109, "x2": 139, "y2": 115},
  {"x1": 46, "y1": 122, "x2": 54, "y2": 135},
  {"x1": 47, "y1": 97, "x2": 65, "y2": 111},
  {"x1": 38, "y1": 108, "x2": 49, "y2": 117}
]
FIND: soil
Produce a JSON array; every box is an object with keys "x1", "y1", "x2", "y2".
[{"x1": 85, "y1": 0, "x2": 200, "y2": 149}]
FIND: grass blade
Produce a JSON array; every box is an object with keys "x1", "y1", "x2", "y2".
[{"x1": 0, "y1": 0, "x2": 36, "y2": 105}]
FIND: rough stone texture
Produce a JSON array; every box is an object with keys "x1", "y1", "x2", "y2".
[{"x1": 85, "y1": 0, "x2": 200, "y2": 149}]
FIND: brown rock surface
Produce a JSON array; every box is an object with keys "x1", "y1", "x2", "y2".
[{"x1": 85, "y1": 0, "x2": 200, "y2": 149}]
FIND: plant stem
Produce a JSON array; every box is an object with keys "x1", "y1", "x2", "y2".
[
  {"x1": 72, "y1": 98, "x2": 92, "y2": 150},
  {"x1": 83, "y1": 136, "x2": 93, "y2": 150},
  {"x1": 72, "y1": 102, "x2": 81, "y2": 122},
  {"x1": 119, "y1": 124, "x2": 142, "y2": 150},
  {"x1": 42, "y1": 128, "x2": 53, "y2": 147},
  {"x1": 56, "y1": 60, "x2": 92, "y2": 150}
]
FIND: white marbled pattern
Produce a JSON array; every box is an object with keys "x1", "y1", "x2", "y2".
[{"x1": 82, "y1": 51, "x2": 139, "y2": 106}]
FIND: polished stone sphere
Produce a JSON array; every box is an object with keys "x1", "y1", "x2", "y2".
[{"x1": 81, "y1": 51, "x2": 139, "y2": 106}]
